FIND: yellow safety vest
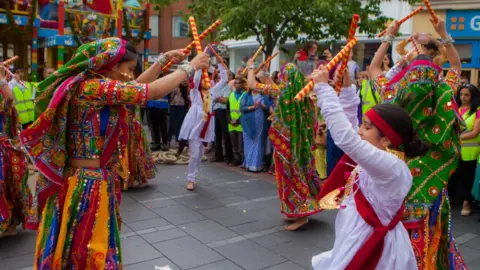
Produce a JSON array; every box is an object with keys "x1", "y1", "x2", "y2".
[
  {"x1": 228, "y1": 91, "x2": 246, "y2": 132},
  {"x1": 361, "y1": 80, "x2": 379, "y2": 117},
  {"x1": 460, "y1": 108, "x2": 480, "y2": 161},
  {"x1": 12, "y1": 82, "x2": 35, "y2": 125}
]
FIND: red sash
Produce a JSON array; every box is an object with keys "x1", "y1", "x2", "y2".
[
  {"x1": 346, "y1": 188, "x2": 405, "y2": 270},
  {"x1": 199, "y1": 112, "x2": 215, "y2": 139},
  {"x1": 316, "y1": 154, "x2": 356, "y2": 200}
]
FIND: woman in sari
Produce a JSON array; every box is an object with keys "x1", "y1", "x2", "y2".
[
  {"x1": 0, "y1": 65, "x2": 33, "y2": 237},
  {"x1": 241, "y1": 63, "x2": 269, "y2": 172},
  {"x1": 21, "y1": 38, "x2": 209, "y2": 269}
]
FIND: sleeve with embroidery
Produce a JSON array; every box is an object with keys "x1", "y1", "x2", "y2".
[
  {"x1": 444, "y1": 69, "x2": 460, "y2": 91},
  {"x1": 80, "y1": 79, "x2": 148, "y2": 106},
  {"x1": 314, "y1": 82, "x2": 403, "y2": 182}
]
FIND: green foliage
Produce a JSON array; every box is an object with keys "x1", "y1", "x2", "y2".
[{"x1": 148, "y1": 0, "x2": 419, "y2": 56}]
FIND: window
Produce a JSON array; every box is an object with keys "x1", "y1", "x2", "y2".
[
  {"x1": 172, "y1": 16, "x2": 188, "y2": 38},
  {"x1": 454, "y1": 43, "x2": 473, "y2": 64},
  {"x1": 149, "y1": 15, "x2": 159, "y2": 37}
]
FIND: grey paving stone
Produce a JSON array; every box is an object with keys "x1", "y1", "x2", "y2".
[
  {"x1": 121, "y1": 236, "x2": 163, "y2": 266},
  {"x1": 1, "y1": 253, "x2": 34, "y2": 270},
  {"x1": 18, "y1": 266, "x2": 34, "y2": 270},
  {"x1": 125, "y1": 189, "x2": 168, "y2": 202},
  {"x1": 199, "y1": 206, "x2": 258, "y2": 227},
  {"x1": 228, "y1": 216, "x2": 285, "y2": 235},
  {"x1": 124, "y1": 257, "x2": 181, "y2": 270},
  {"x1": 251, "y1": 231, "x2": 297, "y2": 248},
  {"x1": 153, "y1": 236, "x2": 224, "y2": 269},
  {"x1": 215, "y1": 195, "x2": 249, "y2": 205},
  {"x1": 267, "y1": 240, "x2": 325, "y2": 269},
  {"x1": 213, "y1": 240, "x2": 286, "y2": 270},
  {"x1": 121, "y1": 204, "x2": 159, "y2": 223},
  {"x1": 174, "y1": 194, "x2": 224, "y2": 211},
  {"x1": 126, "y1": 217, "x2": 171, "y2": 231},
  {"x1": 458, "y1": 245, "x2": 480, "y2": 264},
  {"x1": 0, "y1": 230, "x2": 37, "y2": 259},
  {"x1": 121, "y1": 224, "x2": 133, "y2": 234},
  {"x1": 262, "y1": 261, "x2": 307, "y2": 270},
  {"x1": 194, "y1": 185, "x2": 236, "y2": 199},
  {"x1": 190, "y1": 259, "x2": 244, "y2": 270},
  {"x1": 141, "y1": 228, "x2": 188, "y2": 244},
  {"x1": 464, "y1": 235, "x2": 480, "y2": 250},
  {"x1": 153, "y1": 205, "x2": 207, "y2": 225},
  {"x1": 155, "y1": 183, "x2": 192, "y2": 196},
  {"x1": 143, "y1": 198, "x2": 180, "y2": 209},
  {"x1": 180, "y1": 220, "x2": 238, "y2": 244}
]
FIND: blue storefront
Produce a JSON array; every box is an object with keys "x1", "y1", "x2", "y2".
[{"x1": 446, "y1": 10, "x2": 480, "y2": 85}]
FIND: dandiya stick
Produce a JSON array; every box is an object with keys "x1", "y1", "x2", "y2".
[
  {"x1": 242, "y1": 46, "x2": 263, "y2": 75},
  {"x1": 3, "y1": 56, "x2": 19, "y2": 66},
  {"x1": 423, "y1": 0, "x2": 438, "y2": 24},
  {"x1": 188, "y1": 16, "x2": 211, "y2": 90},
  {"x1": 207, "y1": 44, "x2": 229, "y2": 72},
  {"x1": 294, "y1": 38, "x2": 358, "y2": 102},
  {"x1": 162, "y1": 19, "x2": 222, "y2": 71},
  {"x1": 255, "y1": 52, "x2": 279, "y2": 74},
  {"x1": 377, "y1": 6, "x2": 423, "y2": 37},
  {"x1": 334, "y1": 14, "x2": 360, "y2": 94},
  {"x1": 409, "y1": 36, "x2": 421, "y2": 55}
]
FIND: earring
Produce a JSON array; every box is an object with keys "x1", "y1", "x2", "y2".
[{"x1": 386, "y1": 147, "x2": 405, "y2": 161}]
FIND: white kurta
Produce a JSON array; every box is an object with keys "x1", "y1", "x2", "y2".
[
  {"x1": 179, "y1": 64, "x2": 228, "y2": 143},
  {"x1": 311, "y1": 83, "x2": 417, "y2": 270}
]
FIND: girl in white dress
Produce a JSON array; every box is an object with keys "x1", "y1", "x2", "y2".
[
  {"x1": 311, "y1": 65, "x2": 425, "y2": 270},
  {"x1": 179, "y1": 63, "x2": 228, "y2": 190}
]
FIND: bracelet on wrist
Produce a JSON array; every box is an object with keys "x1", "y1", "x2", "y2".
[
  {"x1": 178, "y1": 64, "x2": 195, "y2": 79},
  {"x1": 439, "y1": 33, "x2": 454, "y2": 45},
  {"x1": 382, "y1": 34, "x2": 395, "y2": 45},
  {"x1": 156, "y1": 54, "x2": 169, "y2": 67},
  {"x1": 247, "y1": 64, "x2": 255, "y2": 70}
]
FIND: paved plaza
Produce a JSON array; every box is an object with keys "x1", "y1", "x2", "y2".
[{"x1": 1, "y1": 163, "x2": 480, "y2": 270}]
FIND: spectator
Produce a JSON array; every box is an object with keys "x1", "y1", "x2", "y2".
[
  {"x1": 168, "y1": 79, "x2": 189, "y2": 148},
  {"x1": 147, "y1": 75, "x2": 169, "y2": 151},
  {"x1": 294, "y1": 41, "x2": 319, "y2": 75},
  {"x1": 227, "y1": 76, "x2": 246, "y2": 166},
  {"x1": 347, "y1": 53, "x2": 360, "y2": 83},
  {"x1": 8, "y1": 67, "x2": 35, "y2": 129}
]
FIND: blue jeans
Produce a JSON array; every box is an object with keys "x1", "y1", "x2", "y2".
[{"x1": 168, "y1": 105, "x2": 186, "y2": 141}]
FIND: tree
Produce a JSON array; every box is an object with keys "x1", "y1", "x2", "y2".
[{"x1": 148, "y1": 0, "x2": 421, "y2": 57}]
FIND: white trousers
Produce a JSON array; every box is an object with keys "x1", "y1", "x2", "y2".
[{"x1": 187, "y1": 139, "x2": 205, "y2": 182}]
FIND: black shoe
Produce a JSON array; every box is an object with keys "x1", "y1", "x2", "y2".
[
  {"x1": 161, "y1": 144, "x2": 169, "y2": 151},
  {"x1": 232, "y1": 160, "x2": 242, "y2": 166},
  {"x1": 225, "y1": 160, "x2": 232, "y2": 166},
  {"x1": 210, "y1": 158, "x2": 224, "y2": 162},
  {"x1": 151, "y1": 144, "x2": 161, "y2": 151}
]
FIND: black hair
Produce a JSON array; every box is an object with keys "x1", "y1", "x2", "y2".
[
  {"x1": 414, "y1": 54, "x2": 433, "y2": 62},
  {"x1": 13, "y1": 67, "x2": 24, "y2": 73},
  {"x1": 119, "y1": 42, "x2": 138, "y2": 64},
  {"x1": 372, "y1": 104, "x2": 429, "y2": 158},
  {"x1": 424, "y1": 40, "x2": 439, "y2": 51},
  {"x1": 455, "y1": 84, "x2": 480, "y2": 115}
]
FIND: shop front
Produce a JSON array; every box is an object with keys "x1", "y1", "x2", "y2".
[{"x1": 446, "y1": 9, "x2": 480, "y2": 86}]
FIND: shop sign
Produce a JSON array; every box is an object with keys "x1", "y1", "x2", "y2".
[{"x1": 447, "y1": 10, "x2": 480, "y2": 38}]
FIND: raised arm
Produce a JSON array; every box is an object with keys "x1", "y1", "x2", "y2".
[
  {"x1": 370, "y1": 21, "x2": 400, "y2": 80},
  {"x1": 137, "y1": 50, "x2": 186, "y2": 84},
  {"x1": 210, "y1": 63, "x2": 229, "y2": 99},
  {"x1": 312, "y1": 67, "x2": 401, "y2": 181},
  {"x1": 395, "y1": 38, "x2": 410, "y2": 57},
  {"x1": 431, "y1": 17, "x2": 461, "y2": 71}
]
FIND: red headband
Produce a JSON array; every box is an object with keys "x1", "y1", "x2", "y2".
[{"x1": 365, "y1": 109, "x2": 403, "y2": 147}]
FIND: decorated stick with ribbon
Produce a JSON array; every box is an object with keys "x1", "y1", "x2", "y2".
[
  {"x1": 378, "y1": 6, "x2": 423, "y2": 37},
  {"x1": 189, "y1": 16, "x2": 211, "y2": 90},
  {"x1": 334, "y1": 14, "x2": 360, "y2": 94},
  {"x1": 409, "y1": 36, "x2": 421, "y2": 55},
  {"x1": 423, "y1": 0, "x2": 438, "y2": 24},
  {"x1": 294, "y1": 38, "x2": 358, "y2": 102},
  {"x1": 255, "y1": 52, "x2": 279, "y2": 74},
  {"x1": 162, "y1": 19, "x2": 222, "y2": 72},
  {"x1": 3, "y1": 56, "x2": 19, "y2": 66},
  {"x1": 242, "y1": 46, "x2": 264, "y2": 75}
]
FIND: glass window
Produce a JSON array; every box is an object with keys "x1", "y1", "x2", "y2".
[
  {"x1": 454, "y1": 43, "x2": 472, "y2": 64},
  {"x1": 172, "y1": 16, "x2": 189, "y2": 38},
  {"x1": 149, "y1": 16, "x2": 159, "y2": 37}
]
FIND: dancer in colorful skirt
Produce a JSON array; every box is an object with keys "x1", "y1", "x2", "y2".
[
  {"x1": 370, "y1": 18, "x2": 467, "y2": 269},
  {"x1": 311, "y1": 62, "x2": 424, "y2": 270},
  {"x1": 0, "y1": 64, "x2": 33, "y2": 237},
  {"x1": 20, "y1": 38, "x2": 209, "y2": 269}
]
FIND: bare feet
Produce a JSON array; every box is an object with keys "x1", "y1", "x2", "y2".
[
  {"x1": 284, "y1": 217, "x2": 309, "y2": 231},
  {"x1": 1, "y1": 224, "x2": 17, "y2": 238},
  {"x1": 187, "y1": 182, "x2": 195, "y2": 191},
  {"x1": 281, "y1": 215, "x2": 297, "y2": 222}
]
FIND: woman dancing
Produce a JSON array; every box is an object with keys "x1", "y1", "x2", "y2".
[{"x1": 20, "y1": 38, "x2": 209, "y2": 269}]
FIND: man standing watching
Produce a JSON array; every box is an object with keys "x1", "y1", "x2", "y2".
[{"x1": 8, "y1": 67, "x2": 34, "y2": 129}]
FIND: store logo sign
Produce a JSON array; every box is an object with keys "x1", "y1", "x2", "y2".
[{"x1": 472, "y1": 16, "x2": 480, "y2": 31}]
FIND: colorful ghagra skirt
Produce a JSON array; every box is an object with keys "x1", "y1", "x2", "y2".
[
  {"x1": 0, "y1": 136, "x2": 32, "y2": 233},
  {"x1": 35, "y1": 167, "x2": 122, "y2": 270}
]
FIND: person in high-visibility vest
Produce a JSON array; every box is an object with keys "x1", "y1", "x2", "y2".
[
  {"x1": 450, "y1": 84, "x2": 480, "y2": 216},
  {"x1": 227, "y1": 77, "x2": 246, "y2": 166},
  {"x1": 359, "y1": 71, "x2": 379, "y2": 117},
  {"x1": 8, "y1": 67, "x2": 34, "y2": 129}
]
